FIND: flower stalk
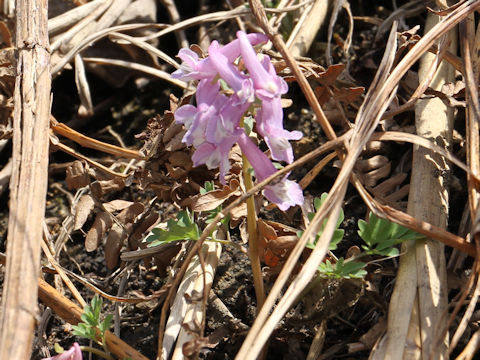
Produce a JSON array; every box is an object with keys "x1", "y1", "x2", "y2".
[
  {"x1": 241, "y1": 137, "x2": 266, "y2": 310},
  {"x1": 172, "y1": 30, "x2": 304, "y2": 313}
]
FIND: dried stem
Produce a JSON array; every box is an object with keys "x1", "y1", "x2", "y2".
[{"x1": 0, "y1": 0, "x2": 51, "y2": 357}]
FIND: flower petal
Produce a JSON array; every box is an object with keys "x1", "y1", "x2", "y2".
[
  {"x1": 263, "y1": 179, "x2": 304, "y2": 211},
  {"x1": 42, "y1": 343, "x2": 83, "y2": 360}
]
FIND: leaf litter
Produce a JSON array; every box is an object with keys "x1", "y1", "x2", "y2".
[{"x1": 1, "y1": 0, "x2": 480, "y2": 359}]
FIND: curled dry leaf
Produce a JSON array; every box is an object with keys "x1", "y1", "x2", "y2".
[
  {"x1": 191, "y1": 179, "x2": 242, "y2": 212},
  {"x1": 103, "y1": 199, "x2": 134, "y2": 213},
  {"x1": 257, "y1": 219, "x2": 298, "y2": 268},
  {"x1": 104, "y1": 202, "x2": 144, "y2": 269},
  {"x1": 135, "y1": 96, "x2": 216, "y2": 206},
  {"x1": 90, "y1": 178, "x2": 126, "y2": 198},
  {"x1": 105, "y1": 223, "x2": 126, "y2": 269},
  {"x1": 85, "y1": 211, "x2": 113, "y2": 252},
  {"x1": 66, "y1": 161, "x2": 90, "y2": 190},
  {"x1": 73, "y1": 194, "x2": 95, "y2": 230}
]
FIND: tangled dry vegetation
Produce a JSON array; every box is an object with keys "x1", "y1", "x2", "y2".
[{"x1": 1, "y1": 0, "x2": 480, "y2": 359}]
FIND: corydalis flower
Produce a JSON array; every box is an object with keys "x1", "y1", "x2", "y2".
[
  {"x1": 237, "y1": 132, "x2": 303, "y2": 211},
  {"x1": 172, "y1": 33, "x2": 268, "y2": 81},
  {"x1": 173, "y1": 31, "x2": 304, "y2": 210},
  {"x1": 42, "y1": 343, "x2": 82, "y2": 360}
]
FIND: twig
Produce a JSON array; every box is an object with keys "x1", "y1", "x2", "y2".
[{"x1": 0, "y1": 0, "x2": 51, "y2": 358}]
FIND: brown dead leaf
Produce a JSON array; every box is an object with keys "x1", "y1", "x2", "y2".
[
  {"x1": 257, "y1": 219, "x2": 298, "y2": 268},
  {"x1": 332, "y1": 86, "x2": 365, "y2": 103},
  {"x1": 314, "y1": 63, "x2": 345, "y2": 85},
  {"x1": 117, "y1": 202, "x2": 144, "y2": 223},
  {"x1": 73, "y1": 194, "x2": 95, "y2": 230},
  {"x1": 103, "y1": 199, "x2": 134, "y2": 213},
  {"x1": 105, "y1": 223, "x2": 126, "y2": 269},
  {"x1": 104, "y1": 202, "x2": 145, "y2": 268},
  {"x1": 191, "y1": 179, "x2": 242, "y2": 212},
  {"x1": 129, "y1": 210, "x2": 159, "y2": 251},
  {"x1": 66, "y1": 161, "x2": 90, "y2": 189},
  {"x1": 85, "y1": 211, "x2": 113, "y2": 252},
  {"x1": 90, "y1": 178, "x2": 125, "y2": 198},
  {"x1": 0, "y1": 21, "x2": 13, "y2": 47}
]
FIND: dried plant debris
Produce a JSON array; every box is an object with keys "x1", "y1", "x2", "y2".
[
  {"x1": 9, "y1": 1, "x2": 480, "y2": 360},
  {"x1": 135, "y1": 95, "x2": 218, "y2": 207},
  {"x1": 0, "y1": 20, "x2": 14, "y2": 139}
]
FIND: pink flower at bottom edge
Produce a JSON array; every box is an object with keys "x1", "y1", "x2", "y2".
[{"x1": 42, "y1": 343, "x2": 82, "y2": 360}]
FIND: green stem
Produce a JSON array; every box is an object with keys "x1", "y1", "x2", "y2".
[
  {"x1": 79, "y1": 345, "x2": 114, "y2": 360},
  {"x1": 242, "y1": 153, "x2": 266, "y2": 311}
]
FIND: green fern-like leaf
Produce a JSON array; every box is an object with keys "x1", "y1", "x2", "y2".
[
  {"x1": 146, "y1": 210, "x2": 200, "y2": 246},
  {"x1": 358, "y1": 212, "x2": 424, "y2": 256}
]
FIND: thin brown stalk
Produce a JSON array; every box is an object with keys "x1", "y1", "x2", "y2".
[{"x1": 0, "y1": 0, "x2": 51, "y2": 357}]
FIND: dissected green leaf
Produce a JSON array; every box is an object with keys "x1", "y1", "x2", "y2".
[
  {"x1": 147, "y1": 210, "x2": 200, "y2": 246},
  {"x1": 317, "y1": 258, "x2": 367, "y2": 279},
  {"x1": 358, "y1": 212, "x2": 424, "y2": 255},
  {"x1": 99, "y1": 314, "x2": 113, "y2": 333},
  {"x1": 304, "y1": 193, "x2": 345, "y2": 251},
  {"x1": 200, "y1": 180, "x2": 215, "y2": 195},
  {"x1": 72, "y1": 295, "x2": 112, "y2": 343}
]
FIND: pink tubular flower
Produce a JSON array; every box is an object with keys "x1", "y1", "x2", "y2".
[
  {"x1": 191, "y1": 95, "x2": 249, "y2": 183},
  {"x1": 208, "y1": 42, "x2": 255, "y2": 105},
  {"x1": 172, "y1": 33, "x2": 268, "y2": 81},
  {"x1": 173, "y1": 32, "x2": 304, "y2": 210},
  {"x1": 42, "y1": 343, "x2": 82, "y2": 360},
  {"x1": 175, "y1": 79, "x2": 227, "y2": 147},
  {"x1": 256, "y1": 96, "x2": 302, "y2": 163},
  {"x1": 237, "y1": 31, "x2": 288, "y2": 99},
  {"x1": 237, "y1": 132, "x2": 303, "y2": 211}
]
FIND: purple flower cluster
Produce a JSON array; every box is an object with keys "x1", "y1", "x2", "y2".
[{"x1": 172, "y1": 31, "x2": 303, "y2": 211}]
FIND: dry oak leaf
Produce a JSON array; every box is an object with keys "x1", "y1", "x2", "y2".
[
  {"x1": 66, "y1": 160, "x2": 90, "y2": 190},
  {"x1": 85, "y1": 211, "x2": 113, "y2": 252},
  {"x1": 257, "y1": 219, "x2": 298, "y2": 268},
  {"x1": 73, "y1": 194, "x2": 95, "y2": 231},
  {"x1": 191, "y1": 179, "x2": 242, "y2": 212}
]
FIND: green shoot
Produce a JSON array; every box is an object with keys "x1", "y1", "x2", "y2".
[
  {"x1": 72, "y1": 295, "x2": 113, "y2": 351},
  {"x1": 318, "y1": 258, "x2": 367, "y2": 279},
  {"x1": 358, "y1": 212, "x2": 425, "y2": 257},
  {"x1": 146, "y1": 209, "x2": 200, "y2": 246},
  {"x1": 300, "y1": 193, "x2": 345, "y2": 251},
  {"x1": 301, "y1": 197, "x2": 424, "y2": 280}
]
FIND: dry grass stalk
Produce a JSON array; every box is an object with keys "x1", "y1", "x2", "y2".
[
  {"x1": 236, "y1": 1, "x2": 480, "y2": 358},
  {"x1": 170, "y1": 242, "x2": 222, "y2": 360},
  {"x1": 379, "y1": 12, "x2": 456, "y2": 360},
  {"x1": 448, "y1": 10, "x2": 480, "y2": 358},
  {"x1": 286, "y1": 0, "x2": 329, "y2": 57},
  {"x1": 162, "y1": 241, "x2": 222, "y2": 359},
  {"x1": 0, "y1": 0, "x2": 51, "y2": 358}
]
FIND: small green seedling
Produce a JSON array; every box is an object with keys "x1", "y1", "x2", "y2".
[
  {"x1": 146, "y1": 209, "x2": 200, "y2": 246},
  {"x1": 72, "y1": 295, "x2": 113, "y2": 348},
  {"x1": 300, "y1": 193, "x2": 345, "y2": 251},
  {"x1": 358, "y1": 212, "x2": 425, "y2": 257},
  {"x1": 302, "y1": 195, "x2": 425, "y2": 280},
  {"x1": 318, "y1": 258, "x2": 367, "y2": 279}
]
